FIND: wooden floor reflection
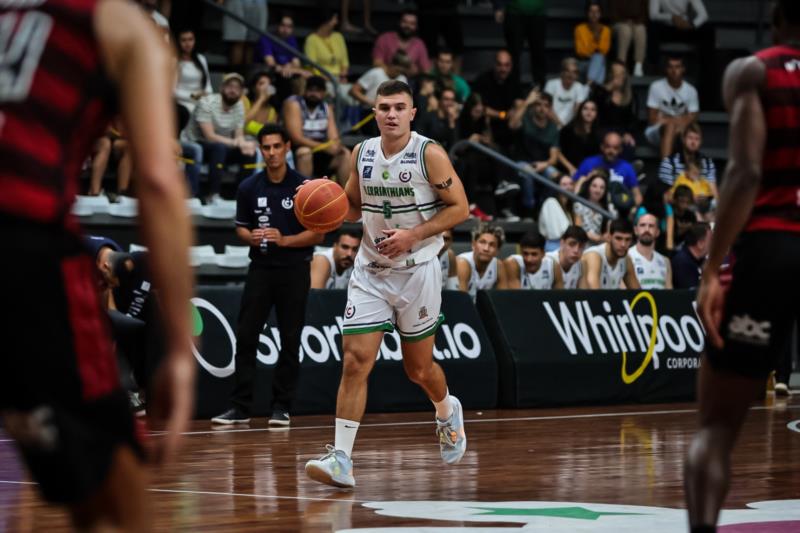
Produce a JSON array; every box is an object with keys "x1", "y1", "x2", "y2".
[{"x1": 1, "y1": 397, "x2": 799, "y2": 532}]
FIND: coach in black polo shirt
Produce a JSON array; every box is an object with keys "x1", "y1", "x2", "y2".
[{"x1": 212, "y1": 124, "x2": 323, "y2": 427}]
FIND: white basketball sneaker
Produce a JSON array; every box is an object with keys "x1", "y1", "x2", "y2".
[
  {"x1": 305, "y1": 445, "x2": 355, "y2": 488},
  {"x1": 436, "y1": 395, "x2": 467, "y2": 464}
]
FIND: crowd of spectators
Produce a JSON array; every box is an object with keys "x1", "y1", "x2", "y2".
[{"x1": 85, "y1": 0, "x2": 720, "y2": 279}]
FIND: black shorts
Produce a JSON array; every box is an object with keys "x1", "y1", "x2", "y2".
[
  {"x1": 0, "y1": 217, "x2": 142, "y2": 504},
  {"x1": 705, "y1": 231, "x2": 800, "y2": 379}
]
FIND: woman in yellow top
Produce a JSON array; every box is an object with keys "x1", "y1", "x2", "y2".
[
  {"x1": 574, "y1": 1, "x2": 611, "y2": 85},
  {"x1": 304, "y1": 10, "x2": 349, "y2": 83}
]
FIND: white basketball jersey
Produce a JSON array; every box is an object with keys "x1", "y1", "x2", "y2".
[
  {"x1": 510, "y1": 254, "x2": 555, "y2": 289},
  {"x1": 439, "y1": 250, "x2": 450, "y2": 285},
  {"x1": 316, "y1": 248, "x2": 352, "y2": 289},
  {"x1": 355, "y1": 132, "x2": 444, "y2": 269},
  {"x1": 459, "y1": 251, "x2": 498, "y2": 299},
  {"x1": 584, "y1": 243, "x2": 627, "y2": 289},
  {"x1": 546, "y1": 250, "x2": 581, "y2": 289},
  {"x1": 628, "y1": 246, "x2": 669, "y2": 289}
]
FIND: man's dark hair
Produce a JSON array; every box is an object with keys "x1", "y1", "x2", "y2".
[
  {"x1": 561, "y1": 225, "x2": 589, "y2": 244},
  {"x1": 400, "y1": 8, "x2": 417, "y2": 19},
  {"x1": 376, "y1": 79, "x2": 413, "y2": 99},
  {"x1": 335, "y1": 228, "x2": 363, "y2": 242},
  {"x1": 437, "y1": 47, "x2": 454, "y2": 58},
  {"x1": 538, "y1": 92, "x2": 554, "y2": 106},
  {"x1": 519, "y1": 231, "x2": 546, "y2": 250},
  {"x1": 257, "y1": 123, "x2": 289, "y2": 143},
  {"x1": 672, "y1": 184, "x2": 695, "y2": 203},
  {"x1": 586, "y1": 0, "x2": 602, "y2": 13},
  {"x1": 779, "y1": 0, "x2": 800, "y2": 25},
  {"x1": 684, "y1": 121, "x2": 702, "y2": 138},
  {"x1": 306, "y1": 75, "x2": 327, "y2": 92},
  {"x1": 685, "y1": 223, "x2": 711, "y2": 247},
  {"x1": 664, "y1": 54, "x2": 684, "y2": 68},
  {"x1": 390, "y1": 50, "x2": 412, "y2": 69},
  {"x1": 609, "y1": 218, "x2": 634, "y2": 235}
]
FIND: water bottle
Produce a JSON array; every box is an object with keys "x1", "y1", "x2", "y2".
[{"x1": 259, "y1": 223, "x2": 269, "y2": 255}]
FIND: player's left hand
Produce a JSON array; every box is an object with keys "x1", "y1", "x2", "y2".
[
  {"x1": 377, "y1": 228, "x2": 418, "y2": 259},
  {"x1": 263, "y1": 227, "x2": 284, "y2": 245},
  {"x1": 697, "y1": 272, "x2": 725, "y2": 349}
]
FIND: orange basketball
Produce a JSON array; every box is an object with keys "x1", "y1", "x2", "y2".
[{"x1": 294, "y1": 179, "x2": 349, "y2": 233}]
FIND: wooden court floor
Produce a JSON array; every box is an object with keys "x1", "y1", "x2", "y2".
[{"x1": 2, "y1": 397, "x2": 799, "y2": 532}]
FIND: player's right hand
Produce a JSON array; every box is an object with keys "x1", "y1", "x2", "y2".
[
  {"x1": 697, "y1": 272, "x2": 725, "y2": 349},
  {"x1": 148, "y1": 350, "x2": 196, "y2": 467},
  {"x1": 250, "y1": 228, "x2": 265, "y2": 246}
]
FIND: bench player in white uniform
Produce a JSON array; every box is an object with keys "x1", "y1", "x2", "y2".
[
  {"x1": 305, "y1": 81, "x2": 470, "y2": 488},
  {"x1": 580, "y1": 218, "x2": 641, "y2": 289},
  {"x1": 505, "y1": 231, "x2": 561, "y2": 289},
  {"x1": 439, "y1": 229, "x2": 459, "y2": 290},
  {"x1": 628, "y1": 213, "x2": 672, "y2": 289},
  {"x1": 456, "y1": 222, "x2": 509, "y2": 299},
  {"x1": 546, "y1": 225, "x2": 589, "y2": 289},
  {"x1": 310, "y1": 230, "x2": 362, "y2": 289}
]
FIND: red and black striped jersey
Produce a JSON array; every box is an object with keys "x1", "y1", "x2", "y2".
[
  {"x1": 748, "y1": 45, "x2": 800, "y2": 233},
  {"x1": 0, "y1": 0, "x2": 116, "y2": 229}
]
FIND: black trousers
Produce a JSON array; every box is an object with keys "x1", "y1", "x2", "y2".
[
  {"x1": 231, "y1": 262, "x2": 310, "y2": 415},
  {"x1": 503, "y1": 14, "x2": 547, "y2": 90}
]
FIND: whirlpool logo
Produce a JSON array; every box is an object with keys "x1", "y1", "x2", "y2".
[
  {"x1": 543, "y1": 292, "x2": 705, "y2": 384},
  {"x1": 190, "y1": 297, "x2": 482, "y2": 378}
]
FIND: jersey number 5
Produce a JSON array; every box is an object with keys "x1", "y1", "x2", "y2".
[{"x1": 0, "y1": 11, "x2": 54, "y2": 103}]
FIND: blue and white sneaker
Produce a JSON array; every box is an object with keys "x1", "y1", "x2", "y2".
[
  {"x1": 436, "y1": 395, "x2": 467, "y2": 464},
  {"x1": 305, "y1": 445, "x2": 355, "y2": 488}
]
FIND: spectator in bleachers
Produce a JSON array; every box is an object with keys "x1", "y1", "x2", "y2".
[
  {"x1": 255, "y1": 15, "x2": 309, "y2": 80},
  {"x1": 573, "y1": 169, "x2": 608, "y2": 244},
  {"x1": 304, "y1": 9, "x2": 349, "y2": 83},
  {"x1": 646, "y1": 55, "x2": 699, "y2": 158},
  {"x1": 629, "y1": 213, "x2": 672, "y2": 289},
  {"x1": 558, "y1": 99, "x2": 601, "y2": 177},
  {"x1": 574, "y1": 1, "x2": 611, "y2": 85},
  {"x1": 592, "y1": 60, "x2": 638, "y2": 159},
  {"x1": 636, "y1": 177, "x2": 674, "y2": 252},
  {"x1": 431, "y1": 49, "x2": 470, "y2": 103},
  {"x1": 580, "y1": 218, "x2": 640, "y2": 289},
  {"x1": 659, "y1": 122, "x2": 717, "y2": 199},
  {"x1": 372, "y1": 9, "x2": 430, "y2": 77},
  {"x1": 283, "y1": 76, "x2": 351, "y2": 183},
  {"x1": 539, "y1": 175, "x2": 575, "y2": 252},
  {"x1": 244, "y1": 71, "x2": 279, "y2": 133},
  {"x1": 350, "y1": 51, "x2": 410, "y2": 111},
  {"x1": 340, "y1": 0, "x2": 375, "y2": 35},
  {"x1": 457, "y1": 222, "x2": 509, "y2": 300},
  {"x1": 545, "y1": 58, "x2": 590, "y2": 128},
  {"x1": 493, "y1": 0, "x2": 547, "y2": 89},
  {"x1": 671, "y1": 222, "x2": 710, "y2": 289},
  {"x1": 220, "y1": 0, "x2": 268, "y2": 69},
  {"x1": 413, "y1": 74, "x2": 437, "y2": 114},
  {"x1": 180, "y1": 72, "x2": 257, "y2": 202},
  {"x1": 418, "y1": 0, "x2": 464, "y2": 71},
  {"x1": 573, "y1": 131, "x2": 642, "y2": 208},
  {"x1": 471, "y1": 50, "x2": 525, "y2": 150},
  {"x1": 174, "y1": 29, "x2": 212, "y2": 115},
  {"x1": 455, "y1": 93, "x2": 504, "y2": 221},
  {"x1": 415, "y1": 88, "x2": 459, "y2": 151},
  {"x1": 509, "y1": 89, "x2": 561, "y2": 220},
  {"x1": 310, "y1": 230, "x2": 361, "y2": 289},
  {"x1": 669, "y1": 184, "x2": 700, "y2": 249},
  {"x1": 608, "y1": 0, "x2": 648, "y2": 77},
  {"x1": 505, "y1": 231, "x2": 560, "y2": 289},
  {"x1": 88, "y1": 119, "x2": 132, "y2": 198}
]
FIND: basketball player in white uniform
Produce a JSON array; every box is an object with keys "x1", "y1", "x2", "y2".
[
  {"x1": 546, "y1": 225, "x2": 588, "y2": 289},
  {"x1": 505, "y1": 231, "x2": 561, "y2": 289},
  {"x1": 310, "y1": 230, "x2": 362, "y2": 289},
  {"x1": 580, "y1": 218, "x2": 641, "y2": 289},
  {"x1": 439, "y1": 229, "x2": 459, "y2": 290},
  {"x1": 305, "y1": 81, "x2": 470, "y2": 488},
  {"x1": 456, "y1": 222, "x2": 508, "y2": 299},
  {"x1": 628, "y1": 213, "x2": 672, "y2": 289}
]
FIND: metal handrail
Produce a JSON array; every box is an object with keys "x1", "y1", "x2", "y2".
[
  {"x1": 449, "y1": 140, "x2": 617, "y2": 220},
  {"x1": 200, "y1": 0, "x2": 339, "y2": 120}
]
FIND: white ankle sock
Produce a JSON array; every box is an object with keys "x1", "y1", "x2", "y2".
[
  {"x1": 433, "y1": 391, "x2": 453, "y2": 421},
  {"x1": 334, "y1": 418, "x2": 359, "y2": 457}
]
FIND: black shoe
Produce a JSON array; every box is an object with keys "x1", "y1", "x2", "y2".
[
  {"x1": 211, "y1": 407, "x2": 250, "y2": 425},
  {"x1": 268, "y1": 407, "x2": 290, "y2": 427}
]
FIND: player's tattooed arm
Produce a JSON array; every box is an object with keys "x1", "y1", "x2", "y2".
[{"x1": 433, "y1": 177, "x2": 453, "y2": 190}]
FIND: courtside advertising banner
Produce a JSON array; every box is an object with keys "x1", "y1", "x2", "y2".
[
  {"x1": 478, "y1": 290, "x2": 703, "y2": 407},
  {"x1": 190, "y1": 287, "x2": 497, "y2": 417}
]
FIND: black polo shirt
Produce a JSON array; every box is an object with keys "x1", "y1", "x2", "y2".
[
  {"x1": 113, "y1": 251, "x2": 153, "y2": 320},
  {"x1": 235, "y1": 167, "x2": 313, "y2": 268}
]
